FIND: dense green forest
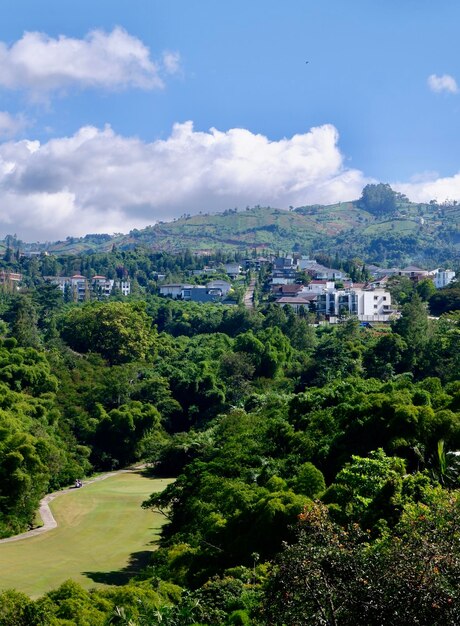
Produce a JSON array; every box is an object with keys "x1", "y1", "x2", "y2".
[{"x1": 0, "y1": 247, "x2": 460, "y2": 624}]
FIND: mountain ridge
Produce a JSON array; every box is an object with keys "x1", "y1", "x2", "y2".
[{"x1": 4, "y1": 194, "x2": 460, "y2": 266}]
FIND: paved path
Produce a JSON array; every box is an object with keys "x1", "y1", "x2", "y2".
[
  {"x1": 0, "y1": 469, "x2": 137, "y2": 544},
  {"x1": 243, "y1": 278, "x2": 256, "y2": 309}
]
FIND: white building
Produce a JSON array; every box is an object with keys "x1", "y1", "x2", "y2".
[
  {"x1": 301, "y1": 281, "x2": 335, "y2": 294},
  {"x1": 316, "y1": 288, "x2": 392, "y2": 320},
  {"x1": 47, "y1": 274, "x2": 130, "y2": 301},
  {"x1": 434, "y1": 269, "x2": 456, "y2": 289}
]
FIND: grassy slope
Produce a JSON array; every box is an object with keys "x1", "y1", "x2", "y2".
[
  {"x1": 0, "y1": 472, "x2": 172, "y2": 598},
  {"x1": 13, "y1": 199, "x2": 460, "y2": 262}
]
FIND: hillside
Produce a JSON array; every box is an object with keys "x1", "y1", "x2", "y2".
[{"x1": 7, "y1": 193, "x2": 460, "y2": 265}]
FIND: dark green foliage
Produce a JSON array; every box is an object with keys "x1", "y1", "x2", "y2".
[
  {"x1": 93, "y1": 402, "x2": 162, "y2": 468},
  {"x1": 392, "y1": 294, "x2": 430, "y2": 372},
  {"x1": 7, "y1": 295, "x2": 41, "y2": 349},
  {"x1": 430, "y1": 286, "x2": 460, "y2": 315},
  {"x1": 358, "y1": 183, "x2": 399, "y2": 215},
  {"x1": 293, "y1": 462, "x2": 325, "y2": 498}
]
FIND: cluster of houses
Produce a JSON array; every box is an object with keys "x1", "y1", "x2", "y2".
[
  {"x1": 0, "y1": 255, "x2": 456, "y2": 324},
  {"x1": 273, "y1": 281, "x2": 393, "y2": 321},
  {"x1": 0, "y1": 270, "x2": 132, "y2": 301},
  {"x1": 268, "y1": 256, "x2": 456, "y2": 322},
  {"x1": 366, "y1": 265, "x2": 456, "y2": 289}
]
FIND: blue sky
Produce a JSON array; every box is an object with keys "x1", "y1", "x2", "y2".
[{"x1": 0, "y1": 0, "x2": 459, "y2": 240}]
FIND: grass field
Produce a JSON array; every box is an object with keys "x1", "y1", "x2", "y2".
[{"x1": 0, "y1": 471, "x2": 173, "y2": 598}]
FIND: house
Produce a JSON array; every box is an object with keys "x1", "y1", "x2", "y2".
[
  {"x1": 312, "y1": 265, "x2": 345, "y2": 281},
  {"x1": 297, "y1": 256, "x2": 315, "y2": 271},
  {"x1": 302, "y1": 280, "x2": 335, "y2": 293},
  {"x1": 70, "y1": 275, "x2": 88, "y2": 300},
  {"x1": 296, "y1": 258, "x2": 345, "y2": 280},
  {"x1": 358, "y1": 289, "x2": 393, "y2": 319},
  {"x1": 371, "y1": 267, "x2": 400, "y2": 278},
  {"x1": 276, "y1": 295, "x2": 317, "y2": 313},
  {"x1": 159, "y1": 283, "x2": 224, "y2": 303},
  {"x1": 191, "y1": 267, "x2": 217, "y2": 276},
  {"x1": 224, "y1": 263, "x2": 242, "y2": 279},
  {"x1": 368, "y1": 275, "x2": 389, "y2": 289},
  {"x1": 159, "y1": 284, "x2": 184, "y2": 298},
  {"x1": 207, "y1": 279, "x2": 232, "y2": 295},
  {"x1": 182, "y1": 285, "x2": 222, "y2": 303},
  {"x1": 271, "y1": 269, "x2": 297, "y2": 285},
  {"x1": 92, "y1": 276, "x2": 131, "y2": 297},
  {"x1": 112, "y1": 279, "x2": 130, "y2": 296},
  {"x1": 46, "y1": 274, "x2": 87, "y2": 301},
  {"x1": 0, "y1": 271, "x2": 22, "y2": 290},
  {"x1": 92, "y1": 275, "x2": 114, "y2": 297},
  {"x1": 398, "y1": 266, "x2": 429, "y2": 281},
  {"x1": 273, "y1": 256, "x2": 294, "y2": 270},
  {"x1": 271, "y1": 284, "x2": 304, "y2": 297}
]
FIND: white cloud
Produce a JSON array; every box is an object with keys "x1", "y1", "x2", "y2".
[
  {"x1": 0, "y1": 111, "x2": 28, "y2": 138},
  {"x1": 0, "y1": 122, "x2": 369, "y2": 241},
  {"x1": 427, "y1": 73, "x2": 458, "y2": 94},
  {"x1": 0, "y1": 27, "x2": 179, "y2": 96},
  {"x1": 162, "y1": 51, "x2": 181, "y2": 75},
  {"x1": 395, "y1": 173, "x2": 460, "y2": 204}
]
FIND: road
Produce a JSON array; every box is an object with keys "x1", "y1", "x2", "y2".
[{"x1": 244, "y1": 278, "x2": 256, "y2": 309}]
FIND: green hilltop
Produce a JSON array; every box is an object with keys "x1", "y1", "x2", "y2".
[{"x1": 7, "y1": 185, "x2": 460, "y2": 265}]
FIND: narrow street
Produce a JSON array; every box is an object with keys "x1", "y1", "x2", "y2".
[{"x1": 243, "y1": 277, "x2": 256, "y2": 309}]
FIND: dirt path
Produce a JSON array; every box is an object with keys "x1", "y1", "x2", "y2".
[{"x1": 0, "y1": 468, "x2": 138, "y2": 544}]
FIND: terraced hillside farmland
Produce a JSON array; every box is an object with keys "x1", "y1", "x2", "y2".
[{"x1": 7, "y1": 192, "x2": 460, "y2": 265}]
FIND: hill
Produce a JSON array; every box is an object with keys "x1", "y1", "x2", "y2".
[{"x1": 6, "y1": 189, "x2": 460, "y2": 265}]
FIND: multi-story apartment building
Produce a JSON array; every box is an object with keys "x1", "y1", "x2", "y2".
[
  {"x1": 46, "y1": 275, "x2": 130, "y2": 301},
  {"x1": 315, "y1": 287, "x2": 392, "y2": 320}
]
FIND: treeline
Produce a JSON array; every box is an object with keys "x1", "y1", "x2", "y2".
[
  {"x1": 0, "y1": 279, "x2": 460, "y2": 622},
  {"x1": 0, "y1": 247, "x2": 245, "y2": 291}
]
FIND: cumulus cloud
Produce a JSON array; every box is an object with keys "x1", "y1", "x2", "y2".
[
  {"x1": 0, "y1": 122, "x2": 369, "y2": 241},
  {"x1": 395, "y1": 173, "x2": 460, "y2": 205},
  {"x1": 0, "y1": 111, "x2": 28, "y2": 138},
  {"x1": 0, "y1": 27, "x2": 178, "y2": 96},
  {"x1": 427, "y1": 73, "x2": 458, "y2": 94}
]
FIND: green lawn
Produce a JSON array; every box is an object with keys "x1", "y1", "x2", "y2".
[{"x1": 0, "y1": 472, "x2": 172, "y2": 598}]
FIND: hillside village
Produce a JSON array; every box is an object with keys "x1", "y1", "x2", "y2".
[
  {"x1": 0, "y1": 251, "x2": 456, "y2": 324},
  {"x1": 0, "y1": 254, "x2": 456, "y2": 308},
  {"x1": 148, "y1": 254, "x2": 455, "y2": 322}
]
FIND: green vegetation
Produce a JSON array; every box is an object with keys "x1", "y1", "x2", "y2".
[
  {"x1": 0, "y1": 241, "x2": 460, "y2": 623},
  {"x1": 3, "y1": 184, "x2": 460, "y2": 265}
]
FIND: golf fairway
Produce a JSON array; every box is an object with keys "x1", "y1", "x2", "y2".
[{"x1": 0, "y1": 471, "x2": 172, "y2": 598}]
